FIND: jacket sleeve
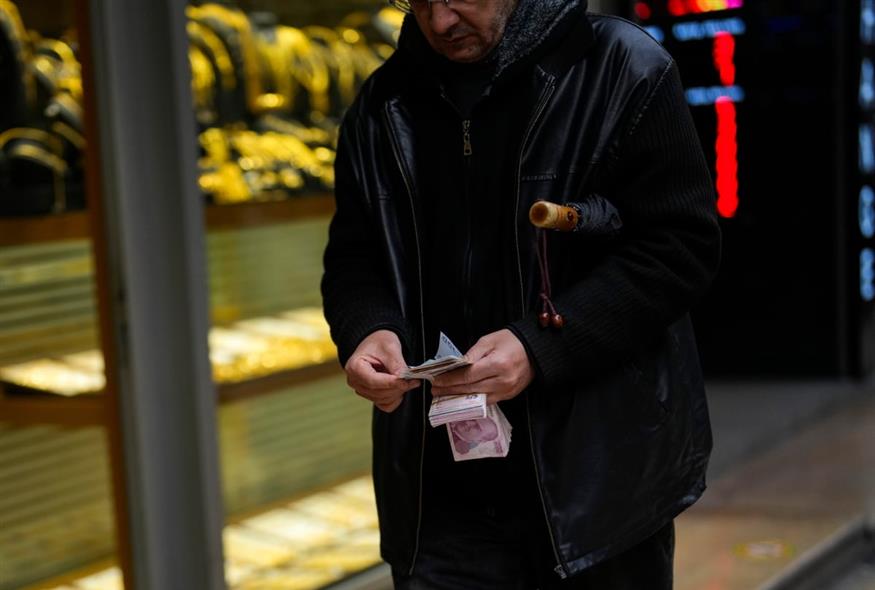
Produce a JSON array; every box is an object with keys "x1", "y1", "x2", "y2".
[
  {"x1": 510, "y1": 61, "x2": 721, "y2": 387},
  {"x1": 321, "y1": 112, "x2": 410, "y2": 366}
]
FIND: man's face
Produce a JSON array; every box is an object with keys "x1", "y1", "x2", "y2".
[{"x1": 411, "y1": 0, "x2": 518, "y2": 63}]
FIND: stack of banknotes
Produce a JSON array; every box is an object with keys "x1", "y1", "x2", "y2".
[{"x1": 403, "y1": 333, "x2": 512, "y2": 462}]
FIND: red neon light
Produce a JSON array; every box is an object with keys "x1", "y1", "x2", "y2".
[
  {"x1": 667, "y1": 0, "x2": 743, "y2": 16},
  {"x1": 712, "y1": 32, "x2": 736, "y2": 86},
  {"x1": 634, "y1": 2, "x2": 652, "y2": 20},
  {"x1": 715, "y1": 96, "x2": 739, "y2": 218},
  {"x1": 713, "y1": 30, "x2": 739, "y2": 219}
]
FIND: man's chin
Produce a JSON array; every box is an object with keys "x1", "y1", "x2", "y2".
[{"x1": 439, "y1": 42, "x2": 486, "y2": 63}]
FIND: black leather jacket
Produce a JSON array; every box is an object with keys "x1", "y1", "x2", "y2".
[{"x1": 322, "y1": 9, "x2": 721, "y2": 578}]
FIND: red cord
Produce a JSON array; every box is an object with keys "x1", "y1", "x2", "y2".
[{"x1": 535, "y1": 229, "x2": 563, "y2": 329}]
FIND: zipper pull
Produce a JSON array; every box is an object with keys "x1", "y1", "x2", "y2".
[{"x1": 462, "y1": 119, "x2": 473, "y2": 156}]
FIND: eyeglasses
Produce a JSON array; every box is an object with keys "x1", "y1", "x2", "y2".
[{"x1": 387, "y1": 0, "x2": 477, "y2": 15}]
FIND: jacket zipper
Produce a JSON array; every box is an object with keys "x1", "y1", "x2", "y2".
[
  {"x1": 383, "y1": 104, "x2": 428, "y2": 576},
  {"x1": 462, "y1": 119, "x2": 474, "y2": 343},
  {"x1": 514, "y1": 79, "x2": 569, "y2": 579},
  {"x1": 462, "y1": 119, "x2": 473, "y2": 156}
]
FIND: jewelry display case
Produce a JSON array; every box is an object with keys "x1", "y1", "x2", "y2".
[{"x1": 0, "y1": 1, "x2": 402, "y2": 587}]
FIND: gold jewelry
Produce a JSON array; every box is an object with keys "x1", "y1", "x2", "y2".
[
  {"x1": 188, "y1": 4, "x2": 264, "y2": 114},
  {"x1": 187, "y1": 20, "x2": 236, "y2": 91},
  {"x1": 8, "y1": 142, "x2": 67, "y2": 173},
  {"x1": 199, "y1": 161, "x2": 251, "y2": 204},
  {"x1": 34, "y1": 38, "x2": 82, "y2": 102},
  {"x1": 48, "y1": 92, "x2": 84, "y2": 129},
  {"x1": 306, "y1": 25, "x2": 357, "y2": 109},
  {"x1": 254, "y1": 34, "x2": 295, "y2": 114},
  {"x1": 275, "y1": 26, "x2": 331, "y2": 116},
  {"x1": 31, "y1": 54, "x2": 59, "y2": 94},
  {"x1": 6, "y1": 141, "x2": 68, "y2": 212},
  {"x1": 189, "y1": 44, "x2": 217, "y2": 123},
  {"x1": 1, "y1": 127, "x2": 68, "y2": 211},
  {"x1": 0, "y1": 0, "x2": 36, "y2": 110},
  {"x1": 0, "y1": 127, "x2": 62, "y2": 151},
  {"x1": 199, "y1": 127, "x2": 231, "y2": 164},
  {"x1": 51, "y1": 121, "x2": 86, "y2": 150}
]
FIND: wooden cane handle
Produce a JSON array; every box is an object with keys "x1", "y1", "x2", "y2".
[{"x1": 529, "y1": 200, "x2": 579, "y2": 232}]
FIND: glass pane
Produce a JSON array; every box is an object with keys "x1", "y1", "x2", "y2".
[
  {"x1": 0, "y1": 1, "x2": 121, "y2": 588},
  {"x1": 185, "y1": 1, "x2": 402, "y2": 587}
]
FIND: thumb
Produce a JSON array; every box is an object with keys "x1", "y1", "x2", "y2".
[
  {"x1": 382, "y1": 343, "x2": 409, "y2": 376},
  {"x1": 464, "y1": 336, "x2": 494, "y2": 364}
]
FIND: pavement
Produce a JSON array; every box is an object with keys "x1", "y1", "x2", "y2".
[{"x1": 676, "y1": 379, "x2": 875, "y2": 590}]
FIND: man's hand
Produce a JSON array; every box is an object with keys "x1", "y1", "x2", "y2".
[
  {"x1": 430, "y1": 329, "x2": 534, "y2": 405},
  {"x1": 345, "y1": 330, "x2": 420, "y2": 413}
]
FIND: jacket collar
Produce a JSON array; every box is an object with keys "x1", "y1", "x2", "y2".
[{"x1": 395, "y1": 0, "x2": 594, "y2": 91}]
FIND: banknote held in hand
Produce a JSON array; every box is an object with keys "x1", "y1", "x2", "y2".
[{"x1": 404, "y1": 333, "x2": 512, "y2": 462}]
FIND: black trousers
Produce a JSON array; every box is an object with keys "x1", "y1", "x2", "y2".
[{"x1": 392, "y1": 502, "x2": 675, "y2": 590}]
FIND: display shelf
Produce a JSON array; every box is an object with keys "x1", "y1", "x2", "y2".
[
  {"x1": 19, "y1": 475, "x2": 383, "y2": 590},
  {"x1": 0, "y1": 194, "x2": 336, "y2": 247},
  {"x1": 218, "y1": 359, "x2": 341, "y2": 404},
  {"x1": 205, "y1": 193, "x2": 336, "y2": 230},
  {"x1": 0, "y1": 382, "x2": 106, "y2": 427},
  {"x1": 19, "y1": 559, "x2": 118, "y2": 590},
  {"x1": 0, "y1": 211, "x2": 91, "y2": 247},
  {"x1": 0, "y1": 359, "x2": 342, "y2": 427}
]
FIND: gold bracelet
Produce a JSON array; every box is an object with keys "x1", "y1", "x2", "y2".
[
  {"x1": 189, "y1": 4, "x2": 264, "y2": 115},
  {"x1": 7, "y1": 142, "x2": 68, "y2": 212},
  {"x1": 0, "y1": 127, "x2": 62, "y2": 152},
  {"x1": 34, "y1": 37, "x2": 84, "y2": 103},
  {"x1": 189, "y1": 44, "x2": 217, "y2": 120},
  {"x1": 254, "y1": 35, "x2": 295, "y2": 114},
  {"x1": 35, "y1": 38, "x2": 77, "y2": 68},
  {"x1": 51, "y1": 121, "x2": 86, "y2": 150},
  {"x1": 31, "y1": 54, "x2": 58, "y2": 94},
  {"x1": 276, "y1": 26, "x2": 330, "y2": 116},
  {"x1": 8, "y1": 142, "x2": 67, "y2": 173},
  {"x1": 186, "y1": 20, "x2": 236, "y2": 91}
]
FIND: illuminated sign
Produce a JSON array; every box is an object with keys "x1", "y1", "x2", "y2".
[
  {"x1": 633, "y1": 0, "x2": 874, "y2": 376},
  {"x1": 861, "y1": 124, "x2": 875, "y2": 174},
  {"x1": 862, "y1": 186, "x2": 875, "y2": 238},
  {"x1": 644, "y1": 6, "x2": 744, "y2": 218},
  {"x1": 665, "y1": 0, "x2": 743, "y2": 17},
  {"x1": 672, "y1": 17, "x2": 746, "y2": 41},
  {"x1": 860, "y1": 0, "x2": 875, "y2": 311},
  {"x1": 862, "y1": 249, "x2": 874, "y2": 301},
  {"x1": 863, "y1": 0, "x2": 875, "y2": 43},
  {"x1": 860, "y1": 59, "x2": 874, "y2": 108}
]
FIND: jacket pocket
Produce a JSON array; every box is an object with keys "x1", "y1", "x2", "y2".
[{"x1": 622, "y1": 339, "x2": 673, "y2": 433}]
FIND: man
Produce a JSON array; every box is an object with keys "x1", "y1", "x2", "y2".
[{"x1": 322, "y1": 0, "x2": 721, "y2": 587}]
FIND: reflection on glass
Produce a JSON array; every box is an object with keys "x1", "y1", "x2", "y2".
[
  {"x1": 188, "y1": 2, "x2": 403, "y2": 589},
  {"x1": 0, "y1": 2, "x2": 119, "y2": 588}
]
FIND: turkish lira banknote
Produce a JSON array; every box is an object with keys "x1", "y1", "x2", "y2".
[{"x1": 447, "y1": 404, "x2": 512, "y2": 461}]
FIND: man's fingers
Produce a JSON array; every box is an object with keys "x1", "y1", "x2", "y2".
[
  {"x1": 431, "y1": 358, "x2": 499, "y2": 391},
  {"x1": 463, "y1": 337, "x2": 495, "y2": 364},
  {"x1": 382, "y1": 351, "x2": 409, "y2": 377},
  {"x1": 348, "y1": 357, "x2": 407, "y2": 390},
  {"x1": 431, "y1": 375, "x2": 503, "y2": 396}
]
